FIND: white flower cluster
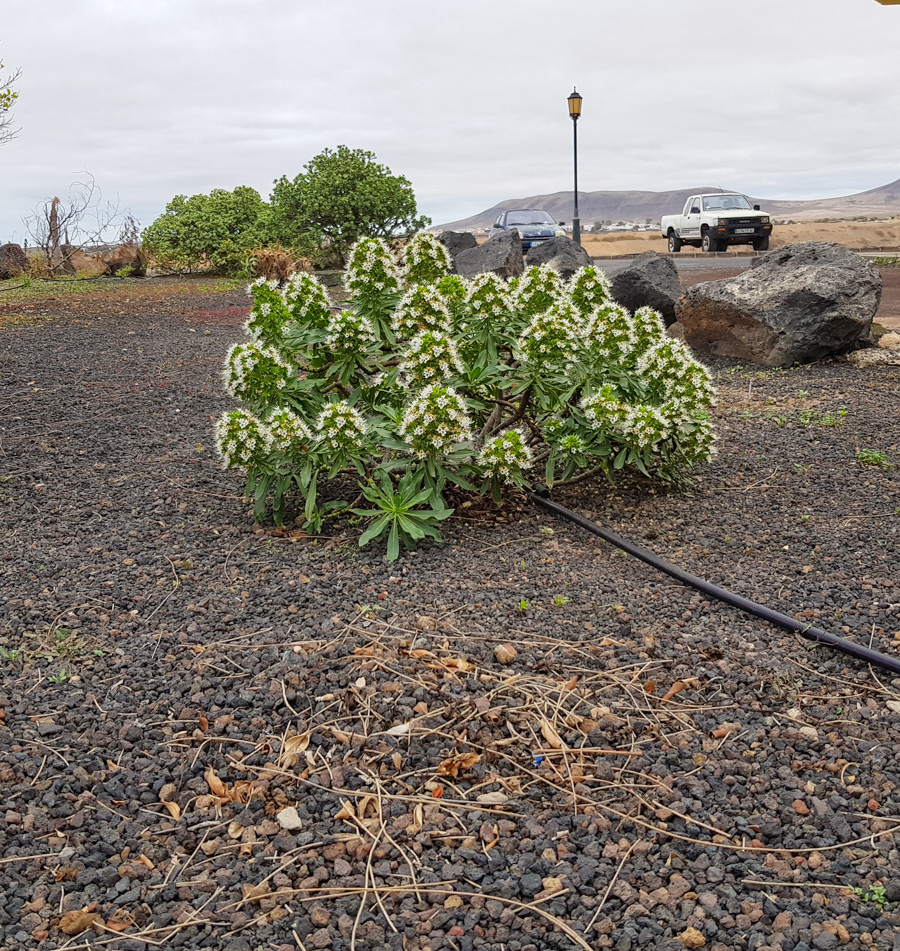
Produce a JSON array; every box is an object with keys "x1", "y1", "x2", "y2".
[
  {"x1": 282, "y1": 272, "x2": 333, "y2": 329},
  {"x1": 265, "y1": 407, "x2": 313, "y2": 453},
  {"x1": 314, "y1": 400, "x2": 368, "y2": 453},
  {"x1": 214, "y1": 409, "x2": 273, "y2": 469},
  {"x1": 569, "y1": 266, "x2": 612, "y2": 315},
  {"x1": 584, "y1": 304, "x2": 637, "y2": 361},
  {"x1": 222, "y1": 342, "x2": 292, "y2": 401},
  {"x1": 636, "y1": 339, "x2": 716, "y2": 410},
  {"x1": 405, "y1": 231, "x2": 452, "y2": 283},
  {"x1": 581, "y1": 384, "x2": 631, "y2": 431},
  {"x1": 392, "y1": 284, "x2": 452, "y2": 340},
  {"x1": 399, "y1": 329, "x2": 464, "y2": 385},
  {"x1": 630, "y1": 305, "x2": 666, "y2": 351},
  {"x1": 343, "y1": 237, "x2": 402, "y2": 298},
  {"x1": 399, "y1": 384, "x2": 474, "y2": 458},
  {"x1": 245, "y1": 278, "x2": 291, "y2": 344},
  {"x1": 478, "y1": 428, "x2": 533, "y2": 481},
  {"x1": 463, "y1": 272, "x2": 512, "y2": 321},
  {"x1": 621, "y1": 403, "x2": 673, "y2": 450},
  {"x1": 516, "y1": 300, "x2": 581, "y2": 365},
  {"x1": 514, "y1": 264, "x2": 565, "y2": 317},
  {"x1": 325, "y1": 309, "x2": 377, "y2": 355}
]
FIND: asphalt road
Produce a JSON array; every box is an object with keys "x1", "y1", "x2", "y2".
[{"x1": 592, "y1": 255, "x2": 753, "y2": 276}]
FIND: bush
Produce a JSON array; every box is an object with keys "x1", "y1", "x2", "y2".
[
  {"x1": 268, "y1": 146, "x2": 430, "y2": 265},
  {"x1": 143, "y1": 186, "x2": 265, "y2": 274},
  {"x1": 214, "y1": 231, "x2": 717, "y2": 559},
  {"x1": 246, "y1": 245, "x2": 312, "y2": 284}
]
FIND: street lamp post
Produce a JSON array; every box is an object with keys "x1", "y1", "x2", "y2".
[{"x1": 567, "y1": 88, "x2": 582, "y2": 246}]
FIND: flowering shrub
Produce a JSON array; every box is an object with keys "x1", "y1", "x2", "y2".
[{"x1": 215, "y1": 236, "x2": 717, "y2": 557}]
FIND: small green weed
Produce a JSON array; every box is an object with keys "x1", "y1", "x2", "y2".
[
  {"x1": 553, "y1": 595, "x2": 570, "y2": 606},
  {"x1": 851, "y1": 885, "x2": 887, "y2": 909},
  {"x1": 0, "y1": 645, "x2": 22, "y2": 662},
  {"x1": 518, "y1": 598, "x2": 530, "y2": 611},
  {"x1": 48, "y1": 669, "x2": 70, "y2": 685},
  {"x1": 856, "y1": 448, "x2": 892, "y2": 469}
]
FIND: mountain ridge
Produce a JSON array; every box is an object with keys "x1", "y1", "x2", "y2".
[{"x1": 437, "y1": 178, "x2": 900, "y2": 230}]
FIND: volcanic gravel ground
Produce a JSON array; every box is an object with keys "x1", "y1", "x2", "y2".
[{"x1": 1, "y1": 279, "x2": 900, "y2": 951}]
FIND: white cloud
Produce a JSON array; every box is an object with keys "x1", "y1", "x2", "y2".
[{"x1": 2, "y1": 0, "x2": 900, "y2": 240}]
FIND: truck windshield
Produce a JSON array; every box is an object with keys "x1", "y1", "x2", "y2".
[
  {"x1": 702, "y1": 195, "x2": 753, "y2": 211},
  {"x1": 507, "y1": 211, "x2": 555, "y2": 225}
]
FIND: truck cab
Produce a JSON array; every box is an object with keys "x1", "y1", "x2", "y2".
[{"x1": 660, "y1": 194, "x2": 773, "y2": 253}]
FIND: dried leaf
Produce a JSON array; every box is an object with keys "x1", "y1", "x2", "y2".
[
  {"x1": 353, "y1": 645, "x2": 376, "y2": 656},
  {"x1": 136, "y1": 854, "x2": 155, "y2": 870},
  {"x1": 563, "y1": 676, "x2": 579, "y2": 691},
  {"x1": 387, "y1": 722, "x2": 411, "y2": 736},
  {"x1": 438, "y1": 752, "x2": 482, "y2": 779},
  {"x1": 335, "y1": 800, "x2": 356, "y2": 821},
  {"x1": 711, "y1": 722, "x2": 741, "y2": 739},
  {"x1": 431, "y1": 786, "x2": 444, "y2": 799},
  {"x1": 661, "y1": 679, "x2": 696, "y2": 703},
  {"x1": 475, "y1": 791, "x2": 508, "y2": 805},
  {"x1": 357, "y1": 795, "x2": 375, "y2": 820},
  {"x1": 284, "y1": 733, "x2": 310, "y2": 755},
  {"x1": 204, "y1": 766, "x2": 227, "y2": 798},
  {"x1": 54, "y1": 867, "x2": 79, "y2": 882},
  {"x1": 58, "y1": 911, "x2": 100, "y2": 936},
  {"x1": 241, "y1": 881, "x2": 271, "y2": 904},
  {"x1": 161, "y1": 800, "x2": 181, "y2": 821},
  {"x1": 408, "y1": 802, "x2": 424, "y2": 836},
  {"x1": 391, "y1": 752, "x2": 403, "y2": 770},
  {"x1": 104, "y1": 916, "x2": 132, "y2": 933},
  {"x1": 331, "y1": 728, "x2": 352, "y2": 744},
  {"x1": 159, "y1": 782, "x2": 177, "y2": 803},
  {"x1": 643, "y1": 681, "x2": 657, "y2": 695},
  {"x1": 198, "y1": 714, "x2": 209, "y2": 732},
  {"x1": 494, "y1": 643, "x2": 517, "y2": 665},
  {"x1": 540, "y1": 718, "x2": 567, "y2": 751}
]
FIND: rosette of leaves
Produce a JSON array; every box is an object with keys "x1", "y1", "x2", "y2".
[
  {"x1": 343, "y1": 236, "x2": 404, "y2": 341},
  {"x1": 282, "y1": 272, "x2": 333, "y2": 330},
  {"x1": 392, "y1": 284, "x2": 453, "y2": 341},
  {"x1": 399, "y1": 329, "x2": 464, "y2": 387},
  {"x1": 404, "y1": 231, "x2": 452, "y2": 285},
  {"x1": 245, "y1": 278, "x2": 293, "y2": 345},
  {"x1": 352, "y1": 468, "x2": 453, "y2": 561}
]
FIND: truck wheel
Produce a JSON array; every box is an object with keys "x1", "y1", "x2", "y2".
[
  {"x1": 668, "y1": 232, "x2": 682, "y2": 253},
  {"x1": 753, "y1": 236, "x2": 769, "y2": 252},
  {"x1": 702, "y1": 231, "x2": 718, "y2": 253}
]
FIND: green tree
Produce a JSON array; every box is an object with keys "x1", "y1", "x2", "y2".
[
  {"x1": 1, "y1": 57, "x2": 21, "y2": 146},
  {"x1": 142, "y1": 186, "x2": 265, "y2": 274},
  {"x1": 268, "y1": 146, "x2": 429, "y2": 263}
]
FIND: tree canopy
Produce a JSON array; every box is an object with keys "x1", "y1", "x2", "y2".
[
  {"x1": 0, "y1": 58, "x2": 21, "y2": 146},
  {"x1": 142, "y1": 186, "x2": 266, "y2": 273},
  {"x1": 268, "y1": 146, "x2": 430, "y2": 261}
]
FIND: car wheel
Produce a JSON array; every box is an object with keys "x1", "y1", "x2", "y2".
[
  {"x1": 702, "y1": 231, "x2": 718, "y2": 253},
  {"x1": 667, "y1": 232, "x2": 682, "y2": 253},
  {"x1": 753, "y1": 236, "x2": 769, "y2": 252}
]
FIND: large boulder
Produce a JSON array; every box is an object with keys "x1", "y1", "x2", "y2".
[
  {"x1": 676, "y1": 242, "x2": 882, "y2": 366},
  {"x1": 524, "y1": 235, "x2": 592, "y2": 279},
  {"x1": 0, "y1": 243, "x2": 28, "y2": 279},
  {"x1": 609, "y1": 251, "x2": 681, "y2": 325},
  {"x1": 453, "y1": 231, "x2": 524, "y2": 279},
  {"x1": 437, "y1": 230, "x2": 478, "y2": 273}
]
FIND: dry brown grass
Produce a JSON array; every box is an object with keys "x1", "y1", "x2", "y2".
[{"x1": 247, "y1": 245, "x2": 312, "y2": 283}]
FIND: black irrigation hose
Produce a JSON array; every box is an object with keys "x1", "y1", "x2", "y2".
[{"x1": 529, "y1": 491, "x2": 900, "y2": 677}]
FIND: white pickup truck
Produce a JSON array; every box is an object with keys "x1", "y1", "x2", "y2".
[{"x1": 660, "y1": 193, "x2": 773, "y2": 253}]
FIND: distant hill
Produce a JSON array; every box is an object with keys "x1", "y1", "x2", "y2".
[{"x1": 438, "y1": 178, "x2": 900, "y2": 230}]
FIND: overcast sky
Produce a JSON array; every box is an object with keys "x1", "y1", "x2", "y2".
[{"x1": 2, "y1": 0, "x2": 900, "y2": 241}]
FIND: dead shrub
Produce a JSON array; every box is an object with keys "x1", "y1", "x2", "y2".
[{"x1": 247, "y1": 245, "x2": 312, "y2": 284}]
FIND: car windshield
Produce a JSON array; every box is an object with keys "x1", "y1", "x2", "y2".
[
  {"x1": 506, "y1": 211, "x2": 555, "y2": 225},
  {"x1": 702, "y1": 195, "x2": 753, "y2": 212}
]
